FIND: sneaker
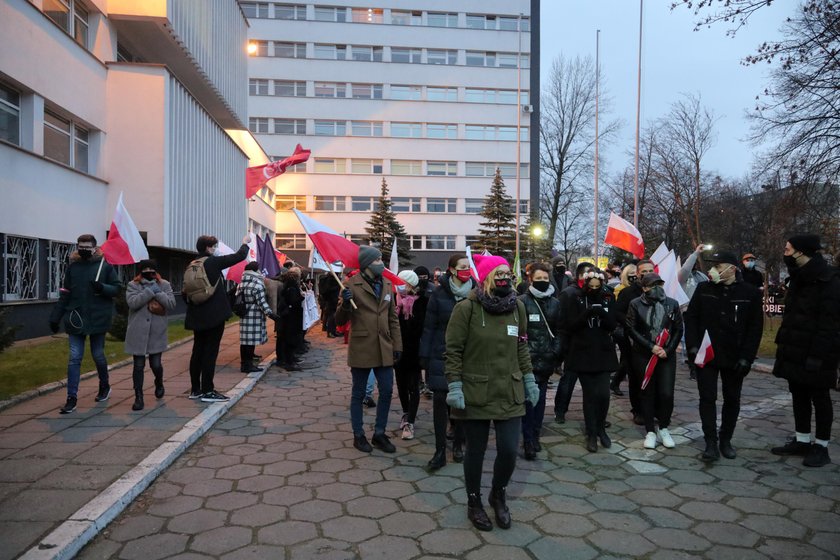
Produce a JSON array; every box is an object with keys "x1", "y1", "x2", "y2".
[
  {"x1": 372, "y1": 433, "x2": 396, "y2": 453},
  {"x1": 59, "y1": 396, "x2": 77, "y2": 414},
  {"x1": 94, "y1": 386, "x2": 111, "y2": 402},
  {"x1": 771, "y1": 438, "x2": 812, "y2": 456},
  {"x1": 188, "y1": 391, "x2": 203, "y2": 400},
  {"x1": 200, "y1": 390, "x2": 230, "y2": 403},
  {"x1": 657, "y1": 428, "x2": 675, "y2": 448},
  {"x1": 353, "y1": 435, "x2": 372, "y2": 453},
  {"x1": 363, "y1": 396, "x2": 377, "y2": 408},
  {"x1": 803, "y1": 444, "x2": 831, "y2": 467},
  {"x1": 399, "y1": 413, "x2": 409, "y2": 430},
  {"x1": 644, "y1": 432, "x2": 657, "y2": 449},
  {"x1": 401, "y1": 423, "x2": 415, "y2": 440}
]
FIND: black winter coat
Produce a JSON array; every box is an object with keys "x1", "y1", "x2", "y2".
[
  {"x1": 184, "y1": 244, "x2": 248, "y2": 331},
  {"x1": 519, "y1": 289, "x2": 562, "y2": 379},
  {"x1": 615, "y1": 283, "x2": 643, "y2": 341},
  {"x1": 773, "y1": 254, "x2": 840, "y2": 388},
  {"x1": 684, "y1": 280, "x2": 763, "y2": 369},
  {"x1": 396, "y1": 293, "x2": 428, "y2": 373},
  {"x1": 419, "y1": 274, "x2": 475, "y2": 391},
  {"x1": 741, "y1": 267, "x2": 764, "y2": 289},
  {"x1": 626, "y1": 294, "x2": 684, "y2": 358},
  {"x1": 562, "y1": 287, "x2": 619, "y2": 373}
]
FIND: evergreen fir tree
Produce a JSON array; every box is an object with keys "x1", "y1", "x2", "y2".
[
  {"x1": 477, "y1": 169, "x2": 517, "y2": 259},
  {"x1": 364, "y1": 178, "x2": 413, "y2": 267}
]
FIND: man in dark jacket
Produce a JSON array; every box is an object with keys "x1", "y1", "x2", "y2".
[
  {"x1": 318, "y1": 272, "x2": 340, "y2": 337},
  {"x1": 50, "y1": 234, "x2": 121, "y2": 414},
  {"x1": 276, "y1": 267, "x2": 305, "y2": 371},
  {"x1": 685, "y1": 250, "x2": 763, "y2": 461},
  {"x1": 185, "y1": 234, "x2": 249, "y2": 403},
  {"x1": 770, "y1": 234, "x2": 840, "y2": 467},
  {"x1": 549, "y1": 256, "x2": 573, "y2": 293},
  {"x1": 740, "y1": 253, "x2": 764, "y2": 289}
]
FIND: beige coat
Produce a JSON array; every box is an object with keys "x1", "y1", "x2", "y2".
[{"x1": 335, "y1": 274, "x2": 403, "y2": 368}]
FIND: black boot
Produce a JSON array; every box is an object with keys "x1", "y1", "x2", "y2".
[
  {"x1": 719, "y1": 439, "x2": 737, "y2": 459},
  {"x1": 702, "y1": 439, "x2": 720, "y2": 462},
  {"x1": 154, "y1": 372, "x2": 165, "y2": 399},
  {"x1": 598, "y1": 428, "x2": 612, "y2": 449},
  {"x1": 585, "y1": 434, "x2": 598, "y2": 453},
  {"x1": 132, "y1": 389, "x2": 144, "y2": 411},
  {"x1": 452, "y1": 440, "x2": 464, "y2": 463},
  {"x1": 428, "y1": 447, "x2": 447, "y2": 470},
  {"x1": 467, "y1": 493, "x2": 493, "y2": 531},
  {"x1": 241, "y1": 362, "x2": 261, "y2": 373},
  {"x1": 803, "y1": 444, "x2": 831, "y2": 468},
  {"x1": 488, "y1": 487, "x2": 512, "y2": 529},
  {"x1": 523, "y1": 440, "x2": 537, "y2": 460}
]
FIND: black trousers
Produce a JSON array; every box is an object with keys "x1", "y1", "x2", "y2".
[
  {"x1": 395, "y1": 362, "x2": 421, "y2": 424},
  {"x1": 240, "y1": 344, "x2": 255, "y2": 365},
  {"x1": 554, "y1": 369, "x2": 578, "y2": 416},
  {"x1": 577, "y1": 371, "x2": 612, "y2": 436},
  {"x1": 432, "y1": 390, "x2": 464, "y2": 450},
  {"x1": 462, "y1": 417, "x2": 521, "y2": 496},
  {"x1": 789, "y1": 379, "x2": 834, "y2": 441},
  {"x1": 612, "y1": 337, "x2": 632, "y2": 387},
  {"x1": 132, "y1": 353, "x2": 162, "y2": 391},
  {"x1": 696, "y1": 365, "x2": 744, "y2": 441},
  {"x1": 189, "y1": 323, "x2": 225, "y2": 394},
  {"x1": 635, "y1": 354, "x2": 676, "y2": 432}
]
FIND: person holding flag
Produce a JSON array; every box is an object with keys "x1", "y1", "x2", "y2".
[
  {"x1": 685, "y1": 250, "x2": 763, "y2": 462},
  {"x1": 49, "y1": 234, "x2": 122, "y2": 414},
  {"x1": 626, "y1": 273, "x2": 684, "y2": 450}
]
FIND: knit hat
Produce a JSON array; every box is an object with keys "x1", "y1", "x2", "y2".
[
  {"x1": 473, "y1": 254, "x2": 509, "y2": 283},
  {"x1": 788, "y1": 234, "x2": 822, "y2": 257},
  {"x1": 358, "y1": 245, "x2": 382, "y2": 271},
  {"x1": 398, "y1": 270, "x2": 419, "y2": 287},
  {"x1": 413, "y1": 265, "x2": 430, "y2": 277},
  {"x1": 640, "y1": 272, "x2": 665, "y2": 288},
  {"x1": 138, "y1": 259, "x2": 157, "y2": 271},
  {"x1": 705, "y1": 251, "x2": 739, "y2": 266}
]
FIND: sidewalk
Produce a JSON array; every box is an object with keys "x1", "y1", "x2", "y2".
[
  {"x1": 0, "y1": 323, "x2": 276, "y2": 560},
  {"x1": 78, "y1": 329, "x2": 839, "y2": 560}
]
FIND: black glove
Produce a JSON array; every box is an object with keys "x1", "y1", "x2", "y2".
[
  {"x1": 733, "y1": 359, "x2": 752, "y2": 377},
  {"x1": 393, "y1": 351, "x2": 402, "y2": 363},
  {"x1": 686, "y1": 347, "x2": 698, "y2": 364},
  {"x1": 91, "y1": 280, "x2": 104, "y2": 294},
  {"x1": 688, "y1": 363, "x2": 698, "y2": 381},
  {"x1": 341, "y1": 288, "x2": 353, "y2": 307},
  {"x1": 49, "y1": 321, "x2": 59, "y2": 334}
]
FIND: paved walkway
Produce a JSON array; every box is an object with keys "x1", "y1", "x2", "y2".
[
  {"x1": 0, "y1": 324, "x2": 276, "y2": 560},
  {"x1": 75, "y1": 330, "x2": 840, "y2": 560}
]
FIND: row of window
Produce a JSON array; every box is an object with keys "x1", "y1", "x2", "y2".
[
  {"x1": 241, "y1": 3, "x2": 530, "y2": 31},
  {"x1": 250, "y1": 41, "x2": 530, "y2": 68},
  {"x1": 1, "y1": 235, "x2": 74, "y2": 301},
  {"x1": 249, "y1": 79, "x2": 529, "y2": 105},
  {"x1": 271, "y1": 157, "x2": 529, "y2": 178},
  {"x1": 250, "y1": 118, "x2": 529, "y2": 142},
  {"x1": 44, "y1": 0, "x2": 89, "y2": 49},
  {"x1": 0, "y1": 83, "x2": 90, "y2": 173},
  {"x1": 275, "y1": 195, "x2": 530, "y2": 215},
  {"x1": 276, "y1": 233, "x2": 513, "y2": 252}
]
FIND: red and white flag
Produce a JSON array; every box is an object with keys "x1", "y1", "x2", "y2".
[
  {"x1": 224, "y1": 233, "x2": 257, "y2": 284},
  {"x1": 388, "y1": 237, "x2": 399, "y2": 274},
  {"x1": 694, "y1": 330, "x2": 715, "y2": 368},
  {"x1": 604, "y1": 212, "x2": 645, "y2": 259},
  {"x1": 102, "y1": 193, "x2": 149, "y2": 265},
  {"x1": 245, "y1": 144, "x2": 311, "y2": 199}
]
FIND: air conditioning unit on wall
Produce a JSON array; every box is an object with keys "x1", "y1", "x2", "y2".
[{"x1": 522, "y1": 104, "x2": 534, "y2": 113}]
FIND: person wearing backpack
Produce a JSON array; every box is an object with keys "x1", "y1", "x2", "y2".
[{"x1": 184, "y1": 234, "x2": 249, "y2": 402}]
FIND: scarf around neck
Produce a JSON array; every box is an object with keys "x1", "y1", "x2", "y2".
[
  {"x1": 475, "y1": 283, "x2": 518, "y2": 314},
  {"x1": 449, "y1": 276, "x2": 472, "y2": 301},
  {"x1": 397, "y1": 294, "x2": 418, "y2": 319},
  {"x1": 528, "y1": 284, "x2": 555, "y2": 299}
]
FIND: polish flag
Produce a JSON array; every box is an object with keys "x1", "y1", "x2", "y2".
[
  {"x1": 102, "y1": 193, "x2": 149, "y2": 265},
  {"x1": 694, "y1": 330, "x2": 715, "y2": 368},
  {"x1": 388, "y1": 237, "x2": 399, "y2": 273},
  {"x1": 604, "y1": 212, "x2": 645, "y2": 259},
  {"x1": 224, "y1": 234, "x2": 257, "y2": 283},
  {"x1": 246, "y1": 144, "x2": 311, "y2": 199}
]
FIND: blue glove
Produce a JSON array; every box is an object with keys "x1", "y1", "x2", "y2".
[
  {"x1": 393, "y1": 351, "x2": 402, "y2": 363},
  {"x1": 523, "y1": 373, "x2": 540, "y2": 405},
  {"x1": 446, "y1": 381, "x2": 465, "y2": 409},
  {"x1": 341, "y1": 288, "x2": 353, "y2": 308},
  {"x1": 150, "y1": 283, "x2": 162, "y2": 294}
]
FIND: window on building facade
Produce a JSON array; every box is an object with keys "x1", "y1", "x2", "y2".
[
  {"x1": 427, "y1": 198, "x2": 456, "y2": 213},
  {"x1": 314, "y1": 120, "x2": 346, "y2": 136},
  {"x1": 391, "y1": 160, "x2": 422, "y2": 175},
  {"x1": 351, "y1": 159, "x2": 383, "y2": 174},
  {"x1": 466, "y1": 51, "x2": 495, "y2": 67},
  {"x1": 351, "y1": 197, "x2": 379, "y2": 212},
  {"x1": 274, "y1": 3, "x2": 306, "y2": 20},
  {"x1": 274, "y1": 42, "x2": 306, "y2": 58},
  {"x1": 249, "y1": 79, "x2": 269, "y2": 96},
  {"x1": 315, "y1": 82, "x2": 346, "y2": 98},
  {"x1": 391, "y1": 11, "x2": 421, "y2": 25},
  {"x1": 426, "y1": 49, "x2": 456, "y2": 65},
  {"x1": 465, "y1": 198, "x2": 484, "y2": 214},
  {"x1": 426, "y1": 87, "x2": 457, "y2": 101},
  {"x1": 240, "y1": 2, "x2": 270, "y2": 18},
  {"x1": 426, "y1": 123, "x2": 457, "y2": 139},
  {"x1": 351, "y1": 8, "x2": 383, "y2": 23},
  {"x1": 466, "y1": 162, "x2": 529, "y2": 178},
  {"x1": 391, "y1": 122, "x2": 421, "y2": 138},
  {"x1": 314, "y1": 158, "x2": 346, "y2": 173},
  {"x1": 275, "y1": 195, "x2": 307, "y2": 211},
  {"x1": 392, "y1": 197, "x2": 421, "y2": 213},
  {"x1": 427, "y1": 161, "x2": 457, "y2": 176},
  {"x1": 276, "y1": 234, "x2": 307, "y2": 250},
  {"x1": 47, "y1": 240, "x2": 75, "y2": 299},
  {"x1": 274, "y1": 80, "x2": 306, "y2": 97},
  {"x1": 409, "y1": 235, "x2": 423, "y2": 250},
  {"x1": 426, "y1": 235, "x2": 456, "y2": 250},
  {"x1": 44, "y1": 0, "x2": 88, "y2": 48},
  {"x1": 499, "y1": 16, "x2": 529, "y2": 31},
  {"x1": 2, "y1": 235, "x2": 39, "y2": 301},
  {"x1": 314, "y1": 6, "x2": 347, "y2": 22},
  {"x1": 44, "y1": 110, "x2": 88, "y2": 172},
  {"x1": 351, "y1": 83, "x2": 382, "y2": 99},
  {"x1": 426, "y1": 12, "x2": 457, "y2": 27},
  {"x1": 465, "y1": 88, "x2": 529, "y2": 104},
  {"x1": 314, "y1": 196, "x2": 346, "y2": 211},
  {"x1": 350, "y1": 121, "x2": 383, "y2": 137},
  {"x1": 497, "y1": 53, "x2": 520, "y2": 68},
  {"x1": 465, "y1": 235, "x2": 482, "y2": 248},
  {"x1": 466, "y1": 14, "x2": 493, "y2": 29},
  {"x1": 351, "y1": 46, "x2": 383, "y2": 62},
  {"x1": 0, "y1": 83, "x2": 20, "y2": 146},
  {"x1": 391, "y1": 48, "x2": 422, "y2": 64},
  {"x1": 251, "y1": 40, "x2": 269, "y2": 56},
  {"x1": 314, "y1": 44, "x2": 347, "y2": 60},
  {"x1": 274, "y1": 119, "x2": 305, "y2": 135},
  {"x1": 390, "y1": 85, "x2": 422, "y2": 101},
  {"x1": 249, "y1": 117, "x2": 269, "y2": 134}
]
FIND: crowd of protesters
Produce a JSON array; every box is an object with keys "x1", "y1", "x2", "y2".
[{"x1": 48, "y1": 231, "x2": 839, "y2": 532}]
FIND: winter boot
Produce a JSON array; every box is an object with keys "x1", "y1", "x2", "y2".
[
  {"x1": 488, "y1": 487, "x2": 512, "y2": 529},
  {"x1": 467, "y1": 493, "x2": 493, "y2": 531},
  {"x1": 132, "y1": 389, "x2": 144, "y2": 411}
]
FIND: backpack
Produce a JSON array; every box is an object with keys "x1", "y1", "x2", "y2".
[
  {"x1": 229, "y1": 285, "x2": 247, "y2": 317},
  {"x1": 183, "y1": 257, "x2": 217, "y2": 304}
]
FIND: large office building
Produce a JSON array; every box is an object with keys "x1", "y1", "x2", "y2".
[
  {"x1": 244, "y1": 0, "x2": 540, "y2": 268},
  {"x1": 0, "y1": 0, "x2": 274, "y2": 339}
]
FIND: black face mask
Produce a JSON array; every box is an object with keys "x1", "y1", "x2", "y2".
[
  {"x1": 627, "y1": 275, "x2": 638, "y2": 284},
  {"x1": 142, "y1": 271, "x2": 157, "y2": 281},
  {"x1": 417, "y1": 279, "x2": 429, "y2": 292},
  {"x1": 493, "y1": 278, "x2": 513, "y2": 295},
  {"x1": 783, "y1": 255, "x2": 799, "y2": 270},
  {"x1": 532, "y1": 280, "x2": 551, "y2": 292},
  {"x1": 78, "y1": 248, "x2": 93, "y2": 260},
  {"x1": 554, "y1": 266, "x2": 566, "y2": 275}
]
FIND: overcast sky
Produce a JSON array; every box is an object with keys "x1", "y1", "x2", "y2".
[{"x1": 540, "y1": 0, "x2": 793, "y2": 180}]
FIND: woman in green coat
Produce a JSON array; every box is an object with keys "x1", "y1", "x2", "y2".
[{"x1": 445, "y1": 255, "x2": 538, "y2": 532}]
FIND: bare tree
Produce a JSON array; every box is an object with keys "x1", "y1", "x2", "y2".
[{"x1": 671, "y1": 0, "x2": 775, "y2": 34}]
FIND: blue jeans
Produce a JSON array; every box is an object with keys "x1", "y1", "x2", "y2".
[
  {"x1": 67, "y1": 333, "x2": 109, "y2": 397},
  {"x1": 522, "y1": 379, "x2": 549, "y2": 443},
  {"x1": 366, "y1": 370, "x2": 376, "y2": 398},
  {"x1": 351, "y1": 367, "x2": 393, "y2": 437}
]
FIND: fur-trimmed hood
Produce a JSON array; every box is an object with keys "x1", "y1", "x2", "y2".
[{"x1": 69, "y1": 247, "x2": 104, "y2": 263}]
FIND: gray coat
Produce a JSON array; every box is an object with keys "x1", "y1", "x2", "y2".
[{"x1": 125, "y1": 278, "x2": 176, "y2": 355}]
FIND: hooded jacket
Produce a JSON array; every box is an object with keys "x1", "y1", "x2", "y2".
[
  {"x1": 518, "y1": 287, "x2": 562, "y2": 378},
  {"x1": 50, "y1": 249, "x2": 121, "y2": 336}
]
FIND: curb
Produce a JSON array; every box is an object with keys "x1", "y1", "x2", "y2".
[
  {"x1": 0, "y1": 336, "x2": 195, "y2": 413},
  {"x1": 19, "y1": 356, "x2": 273, "y2": 560}
]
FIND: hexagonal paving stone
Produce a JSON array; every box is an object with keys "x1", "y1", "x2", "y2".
[
  {"x1": 219, "y1": 545, "x2": 288, "y2": 560},
  {"x1": 182, "y1": 478, "x2": 234, "y2": 498},
  {"x1": 338, "y1": 469, "x2": 384, "y2": 485},
  {"x1": 107, "y1": 515, "x2": 166, "y2": 542},
  {"x1": 118, "y1": 533, "x2": 189, "y2": 560},
  {"x1": 399, "y1": 491, "x2": 453, "y2": 513},
  {"x1": 288, "y1": 499, "x2": 343, "y2": 522},
  {"x1": 205, "y1": 491, "x2": 259, "y2": 511},
  {"x1": 262, "y1": 485, "x2": 313, "y2": 506},
  {"x1": 419, "y1": 528, "x2": 481, "y2": 555},
  {"x1": 465, "y1": 544, "x2": 533, "y2": 560},
  {"x1": 534, "y1": 512, "x2": 596, "y2": 537},
  {"x1": 741, "y1": 515, "x2": 808, "y2": 539},
  {"x1": 590, "y1": 511, "x2": 650, "y2": 533},
  {"x1": 585, "y1": 493, "x2": 638, "y2": 512},
  {"x1": 257, "y1": 520, "x2": 318, "y2": 546},
  {"x1": 678, "y1": 501, "x2": 740, "y2": 522},
  {"x1": 347, "y1": 496, "x2": 400, "y2": 518},
  {"x1": 528, "y1": 536, "x2": 598, "y2": 560},
  {"x1": 216, "y1": 464, "x2": 262, "y2": 480},
  {"x1": 309, "y1": 458, "x2": 354, "y2": 473},
  {"x1": 586, "y1": 530, "x2": 655, "y2": 557},
  {"x1": 314, "y1": 482, "x2": 366, "y2": 502},
  {"x1": 165, "y1": 467, "x2": 216, "y2": 485},
  {"x1": 693, "y1": 522, "x2": 761, "y2": 547},
  {"x1": 321, "y1": 516, "x2": 380, "y2": 543},
  {"x1": 147, "y1": 496, "x2": 204, "y2": 517},
  {"x1": 727, "y1": 497, "x2": 789, "y2": 515},
  {"x1": 167, "y1": 509, "x2": 227, "y2": 535},
  {"x1": 642, "y1": 528, "x2": 711, "y2": 551},
  {"x1": 236, "y1": 474, "x2": 286, "y2": 493},
  {"x1": 288, "y1": 538, "x2": 355, "y2": 560},
  {"x1": 190, "y1": 526, "x2": 253, "y2": 555},
  {"x1": 263, "y1": 461, "x2": 307, "y2": 477},
  {"x1": 367, "y1": 480, "x2": 416, "y2": 499},
  {"x1": 195, "y1": 455, "x2": 241, "y2": 469},
  {"x1": 358, "y1": 536, "x2": 421, "y2": 560},
  {"x1": 379, "y1": 511, "x2": 438, "y2": 538},
  {"x1": 542, "y1": 495, "x2": 596, "y2": 515},
  {"x1": 229, "y1": 504, "x2": 287, "y2": 527},
  {"x1": 772, "y1": 491, "x2": 833, "y2": 511}
]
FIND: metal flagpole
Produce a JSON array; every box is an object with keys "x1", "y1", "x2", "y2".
[
  {"x1": 594, "y1": 29, "x2": 600, "y2": 266},
  {"x1": 634, "y1": 0, "x2": 643, "y2": 227},
  {"x1": 514, "y1": 12, "x2": 523, "y2": 270}
]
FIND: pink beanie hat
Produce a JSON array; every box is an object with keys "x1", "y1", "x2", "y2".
[{"x1": 473, "y1": 254, "x2": 510, "y2": 283}]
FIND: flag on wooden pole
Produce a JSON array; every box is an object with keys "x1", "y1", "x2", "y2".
[{"x1": 102, "y1": 192, "x2": 149, "y2": 265}]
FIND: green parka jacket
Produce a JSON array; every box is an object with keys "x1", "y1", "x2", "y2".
[
  {"x1": 444, "y1": 291, "x2": 533, "y2": 420},
  {"x1": 49, "y1": 250, "x2": 121, "y2": 335}
]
